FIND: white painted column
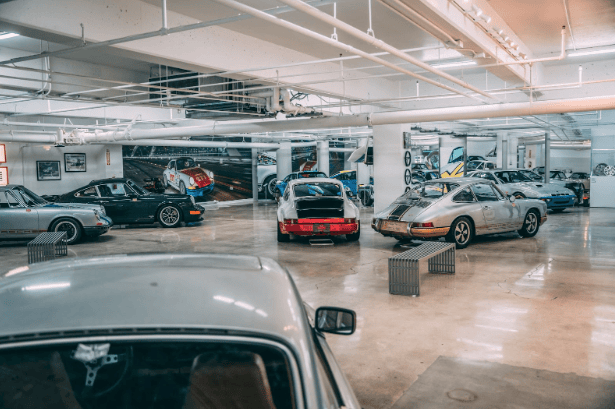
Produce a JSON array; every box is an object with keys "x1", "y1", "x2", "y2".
[
  {"x1": 277, "y1": 142, "x2": 292, "y2": 180},
  {"x1": 251, "y1": 148, "x2": 258, "y2": 203},
  {"x1": 502, "y1": 134, "x2": 509, "y2": 170},
  {"x1": 317, "y1": 141, "x2": 330, "y2": 176},
  {"x1": 496, "y1": 133, "x2": 503, "y2": 168},
  {"x1": 544, "y1": 132, "x2": 551, "y2": 183},
  {"x1": 462, "y1": 136, "x2": 468, "y2": 176},
  {"x1": 356, "y1": 138, "x2": 370, "y2": 186},
  {"x1": 508, "y1": 136, "x2": 518, "y2": 168},
  {"x1": 373, "y1": 124, "x2": 406, "y2": 213}
]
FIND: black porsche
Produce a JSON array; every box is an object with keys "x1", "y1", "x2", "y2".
[{"x1": 54, "y1": 178, "x2": 204, "y2": 227}]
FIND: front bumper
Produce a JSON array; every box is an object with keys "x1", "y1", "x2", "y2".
[
  {"x1": 280, "y1": 219, "x2": 358, "y2": 236},
  {"x1": 186, "y1": 182, "x2": 215, "y2": 197},
  {"x1": 540, "y1": 195, "x2": 575, "y2": 209},
  {"x1": 371, "y1": 219, "x2": 450, "y2": 238},
  {"x1": 182, "y1": 204, "x2": 205, "y2": 222},
  {"x1": 84, "y1": 217, "x2": 112, "y2": 237}
]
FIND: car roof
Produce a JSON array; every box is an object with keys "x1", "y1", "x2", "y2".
[
  {"x1": 288, "y1": 177, "x2": 342, "y2": 187},
  {"x1": 87, "y1": 177, "x2": 131, "y2": 185},
  {"x1": 0, "y1": 254, "x2": 310, "y2": 349}
]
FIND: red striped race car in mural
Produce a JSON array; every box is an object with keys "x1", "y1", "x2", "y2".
[{"x1": 163, "y1": 157, "x2": 215, "y2": 197}]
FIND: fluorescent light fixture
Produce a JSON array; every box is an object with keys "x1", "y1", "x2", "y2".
[
  {"x1": 480, "y1": 14, "x2": 492, "y2": 23},
  {"x1": 0, "y1": 32, "x2": 19, "y2": 40},
  {"x1": 568, "y1": 48, "x2": 615, "y2": 57},
  {"x1": 432, "y1": 60, "x2": 477, "y2": 69}
]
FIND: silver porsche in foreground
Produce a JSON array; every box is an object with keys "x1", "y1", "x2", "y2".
[
  {"x1": 372, "y1": 178, "x2": 547, "y2": 248},
  {"x1": 0, "y1": 185, "x2": 112, "y2": 244},
  {"x1": 277, "y1": 178, "x2": 360, "y2": 242},
  {"x1": 0, "y1": 254, "x2": 361, "y2": 409}
]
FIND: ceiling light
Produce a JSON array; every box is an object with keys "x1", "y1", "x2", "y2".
[
  {"x1": 568, "y1": 48, "x2": 615, "y2": 57},
  {"x1": 0, "y1": 32, "x2": 19, "y2": 40},
  {"x1": 431, "y1": 60, "x2": 477, "y2": 69},
  {"x1": 493, "y1": 27, "x2": 504, "y2": 35},
  {"x1": 502, "y1": 35, "x2": 510, "y2": 42},
  {"x1": 480, "y1": 14, "x2": 492, "y2": 23},
  {"x1": 512, "y1": 44, "x2": 519, "y2": 51},
  {"x1": 471, "y1": 4, "x2": 483, "y2": 16},
  {"x1": 519, "y1": 52, "x2": 527, "y2": 59}
]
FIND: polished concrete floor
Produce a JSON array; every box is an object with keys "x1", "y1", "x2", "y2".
[{"x1": 1, "y1": 204, "x2": 615, "y2": 408}]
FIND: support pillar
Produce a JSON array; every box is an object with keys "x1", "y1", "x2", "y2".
[
  {"x1": 462, "y1": 136, "x2": 468, "y2": 176},
  {"x1": 544, "y1": 132, "x2": 550, "y2": 183},
  {"x1": 496, "y1": 133, "x2": 503, "y2": 168},
  {"x1": 373, "y1": 124, "x2": 407, "y2": 212},
  {"x1": 317, "y1": 141, "x2": 330, "y2": 176},
  {"x1": 502, "y1": 135, "x2": 509, "y2": 170},
  {"x1": 509, "y1": 136, "x2": 518, "y2": 168},
  {"x1": 277, "y1": 142, "x2": 292, "y2": 181},
  {"x1": 356, "y1": 138, "x2": 370, "y2": 186},
  {"x1": 251, "y1": 148, "x2": 258, "y2": 203}
]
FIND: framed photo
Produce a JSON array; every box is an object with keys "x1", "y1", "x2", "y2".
[
  {"x1": 0, "y1": 166, "x2": 8, "y2": 186},
  {"x1": 403, "y1": 132, "x2": 412, "y2": 150},
  {"x1": 65, "y1": 153, "x2": 87, "y2": 172},
  {"x1": 37, "y1": 161, "x2": 61, "y2": 181}
]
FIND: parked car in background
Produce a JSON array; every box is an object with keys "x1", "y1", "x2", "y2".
[
  {"x1": 372, "y1": 178, "x2": 547, "y2": 248},
  {"x1": 258, "y1": 152, "x2": 278, "y2": 199},
  {"x1": 411, "y1": 163, "x2": 429, "y2": 172},
  {"x1": 274, "y1": 171, "x2": 328, "y2": 199},
  {"x1": 0, "y1": 185, "x2": 111, "y2": 244},
  {"x1": 466, "y1": 160, "x2": 496, "y2": 172},
  {"x1": 547, "y1": 170, "x2": 587, "y2": 205},
  {"x1": 54, "y1": 178, "x2": 204, "y2": 228},
  {"x1": 571, "y1": 172, "x2": 590, "y2": 190},
  {"x1": 468, "y1": 169, "x2": 576, "y2": 212},
  {"x1": 163, "y1": 157, "x2": 214, "y2": 197},
  {"x1": 277, "y1": 178, "x2": 360, "y2": 242},
  {"x1": 0, "y1": 253, "x2": 361, "y2": 409},
  {"x1": 358, "y1": 183, "x2": 374, "y2": 206},
  {"x1": 331, "y1": 170, "x2": 358, "y2": 196}
]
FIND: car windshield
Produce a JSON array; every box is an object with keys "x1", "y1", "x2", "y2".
[
  {"x1": 298, "y1": 172, "x2": 327, "y2": 178},
  {"x1": 126, "y1": 180, "x2": 148, "y2": 195},
  {"x1": 11, "y1": 186, "x2": 48, "y2": 206},
  {"x1": 466, "y1": 161, "x2": 481, "y2": 171},
  {"x1": 176, "y1": 158, "x2": 196, "y2": 170},
  {"x1": 521, "y1": 171, "x2": 542, "y2": 180},
  {"x1": 494, "y1": 171, "x2": 532, "y2": 183},
  {"x1": 294, "y1": 182, "x2": 342, "y2": 197},
  {"x1": 0, "y1": 340, "x2": 296, "y2": 409}
]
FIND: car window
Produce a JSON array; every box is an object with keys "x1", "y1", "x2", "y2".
[
  {"x1": 176, "y1": 158, "x2": 196, "y2": 170},
  {"x1": 1, "y1": 191, "x2": 22, "y2": 208},
  {"x1": 294, "y1": 183, "x2": 341, "y2": 197},
  {"x1": 0, "y1": 341, "x2": 297, "y2": 409},
  {"x1": 471, "y1": 183, "x2": 499, "y2": 201},
  {"x1": 486, "y1": 163, "x2": 495, "y2": 169},
  {"x1": 422, "y1": 182, "x2": 459, "y2": 199},
  {"x1": 449, "y1": 147, "x2": 464, "y2": 163},
  {"x1": 126, "y1": 180, "x2": 148, "y2": 195},
  {"x1": 452, "y1": 188, "x2": 476, "y2": 203},
  {"x1": 492, "y1": 185, "x2": 506, "y2": 200},
  {"x1": 76, "y1": 186, "x2": 98, "y2": 197},
  {"x1": 473, "y1": 172, "x2": 497, "y2": 182}
]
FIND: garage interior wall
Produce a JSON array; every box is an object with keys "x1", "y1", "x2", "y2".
[{"x1": 4, "y1": 143, "x2": 123, "y2": 195}]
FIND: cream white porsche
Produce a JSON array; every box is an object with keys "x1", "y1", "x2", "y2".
[
  {"x1": 372, "y1": 178, "x2": 548, "y2": 248},
  {"x1": 277, "y1": 178, "x2": 360, "y2": 242}
]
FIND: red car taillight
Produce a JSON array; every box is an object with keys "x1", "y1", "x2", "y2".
[
  {"x1": 412, "y1": 222, "x2": 434, "y2": 228},
  {"x1": 284, "y1": 219, "x2": 298, "y2": 225}
]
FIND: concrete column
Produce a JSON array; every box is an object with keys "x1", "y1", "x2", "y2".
[
  {"x1": 317, "y1": 141, "x2": 330, "y2": 176},
  {"x1": 544, "y1": 132, "x2": 550, "y2": 183},
  {"x1": 462, "y1": 136, "x2": 468, "y2": 176},
  {"x1": 496, "y1": 133, "x2": 503, "y2": 168},
  {"x1": 251, "y1": 148, "x2": 258, "y2": 203},
  {"x1": 356, "y1": 138, "x2": 370, "y2": 186},
  {"x1": 277, "y1": 142, "x2": 292, "y2": 181},
  {"x1": 509, "y1": 136, "x2": 518, "y2": 168},
  {"x1": 373, "y1": 124, "x2": 406, "y2": 213},
  {"x1": 502, "y1": 136, "x2": 509, "y2": 170}
]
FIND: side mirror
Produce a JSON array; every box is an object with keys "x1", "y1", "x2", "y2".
[
  {"x1": 315, "y1": 307, "x2": 356, "y2": 335},
  {"x1": 509, "y1": 195, "x2": 516, "y2": 202}
]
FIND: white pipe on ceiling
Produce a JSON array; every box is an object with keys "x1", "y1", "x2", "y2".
[
  {"x1": 274, "y1": 0, "x2": 495, "y2": 100},
  {"x1": 60, "y1": 95, "x2": 615, "y2": 144},
  {"x1": 498, "y1": 27, "x2": 567, "y2": 66},
  {"x1": 0, "y1": 132, "x2": 57, "y2": 143},
  {"x1": 210, "y1": 0, "x2": 483, "y2": 102}
]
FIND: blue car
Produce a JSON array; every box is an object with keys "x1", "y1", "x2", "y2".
[
  {"x1": 331, "y1": 170, "x2": 358, "y2": 196},
  {"x1": 275, "y1": 171, "x2": 328, "y2": 198}
]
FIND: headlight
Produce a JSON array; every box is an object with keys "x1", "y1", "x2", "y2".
[
  {"x1": 189, "y1": 177, "x2": 196, "y2": 185},
  {"x1": 190, "y1": 196, "x2": 196, "y2": 205}
]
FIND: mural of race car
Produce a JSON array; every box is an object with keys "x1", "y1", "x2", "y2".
[{"x1": 163, "y1": 157, "x2": 214, "y2": 197}]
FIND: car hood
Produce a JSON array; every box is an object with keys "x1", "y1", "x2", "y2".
[
  {"x1": 180, "y1": 167, "x2": 213, "y2": 188},
  {"x1": 45, "y1": 202, "x2": 104, "y2": 212},
  {"x1": 506, "y1": 182, "x2": 573, "y2": 195},
  {"x1": 146, "y1": 193, "x2": 192, "y2": 201}
]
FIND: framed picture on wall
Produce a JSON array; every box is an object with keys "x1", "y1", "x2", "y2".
[
  {"x1": 65, "y1": 153, "x2": 87, "y2": 172},
  {"x1": 0, "y1": 167, "x2": 8, "y2": 186},
  {"x1": 37, "y1": 161, "x2": 61, "y2": 181},
  {"x1": 403, "y1": 132, "x2": 412, "y2": 150}
]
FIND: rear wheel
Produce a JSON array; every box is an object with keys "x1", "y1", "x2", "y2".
[
  {"x1": 50, "y1": 218, "x2": 82, "y2": 245},
  {"x1": 263, "y1": 175, "x2": 277, "y2": 199},
  {"x1": 179, "y1": 181, "x2": 187, "y2": 195},
  {"x1": 346, "y1": 224, "x2": 361, "y2": 242},
  {"x1": 519, "y1": 210, "x2": 540, "y2": 237},
  {"x1": 277, "y1": 221, "x2": 290, "y2": 242},
  {"x1": 158, "y1": 205, "x2": 182, "y2": 228},
  {"x1": 446, "y1": 217, "x2": 473, "y2": 249}
]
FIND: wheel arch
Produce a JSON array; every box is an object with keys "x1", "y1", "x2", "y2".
[
  {"x1": 450, "y1": 214, "x2": 476, "y2": 235},
  {"x1": 155, "y1": 202, "x2": 184, "y2": 222},
  {"x1": 48, "y1": 216, "x2": 84, "y2": 233}
]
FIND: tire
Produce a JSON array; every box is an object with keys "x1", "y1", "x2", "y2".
[
  {"x1": 158, "y1": 205, "x2": 182, "y2": 228},
  {"x1": 513, "y1": 192, "x2": 526, "y2": 199},
  {"x1": 163, "y1": 175, "x2": 169, "y2": 188},
  {"x1": 179, "y1": 181, "x2": 187, "y2": 195},
  {"x1": 518, "y1": 210, "x2": 540, "y2": 237},
  {"x1": 50, "y1": 218, "x2": 82, "y2": 245},
  {"x1": 446, "y1": 217, "x2": 473, "y2": 249},
  {"x1": 263, "y1": 175, "x2": 277, "y2": 199},
  {"x1": 551, "y1": 208, "x2": 565, "y2": 213},
  {"x1": 277, "y1": 221, "x2": 290, "y2": 242},
  {"x1": 346, "y1": 223, "x2": 361, "y2": 241}
]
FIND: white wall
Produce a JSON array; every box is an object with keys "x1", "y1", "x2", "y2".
[
  {"x1": 4, "y1": 143, "x2": 123, "y2": 195},
  {"x1": 550, "y1": 149, "x2": 591, "y2": 173}
]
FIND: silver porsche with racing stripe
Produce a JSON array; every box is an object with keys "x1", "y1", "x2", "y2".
[
  {"x1": 372, "y1": 178, "x2": 547, "y2": 248},
  {"x1": 0, "y1": 185, "x2": 112, "y2": 244}
]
